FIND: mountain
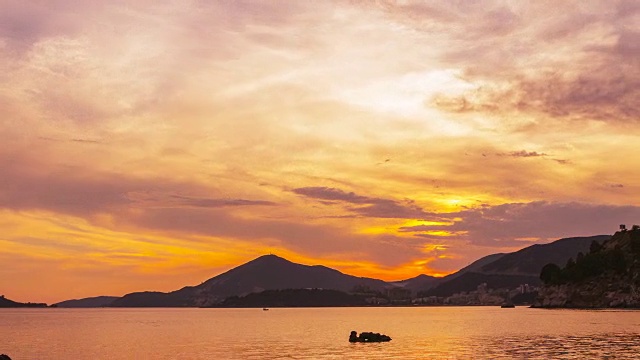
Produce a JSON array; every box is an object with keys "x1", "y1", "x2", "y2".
[
  {"x1": 455, "y1": 253, "x2": 506, "y2": 275},
  {"x1": 535, "y1": 228, "x2": 640, "y2": 308},
  {"x1": 54, "y1": 296, "x2": 118, "y2": 308},
  {"x1": 391, "y1": 254, "x2": 507, "y2": 295},
  {"x1": 111, "y1": 254, "x2": 392, "y2": 307},
  {"x1": 421, "y1": 235, "x2": 609, "y2": 297},
  {"x1": 390, "y1": 274, "x2": 440, "y2": 294},
  {"x1": 0, "y1": 295, "x2": 47, "y2": 308},
  {"x1": 63, "y1": 234, "x2": 613, "y2": 307},
  {"x1": 442, "y1": 253, "x2": 506, "y2": 281},
  {"x1": 110, "y1": 291, "x2": 193, "y2": 307},
  {"x1": 479, "y1": 235, "x2": 610, "y2": 275}
]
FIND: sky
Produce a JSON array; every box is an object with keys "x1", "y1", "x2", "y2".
[{"x1": 1, "y1": 0, "x2": 639, "y2": 303}]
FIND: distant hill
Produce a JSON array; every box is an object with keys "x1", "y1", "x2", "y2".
[
  {"x1": 389, "y1": 274, "x2": 440, "y2": 294},
  {"x1": 218, "y1": 288, "x2": 369, "y2": 307},
  {"x1": 422, "y1": 272, "x2": 539, "y2": 297},
  {"x1": 0, "y1": 295, "x2": 47, "y2": 308},
  {"x1": 111, "y1": 254, "x2": 392, "y2": 307},
  {"x1": 54, "y1": 296, "x2": 118, "y2": 308},
  {"x1": 391, "y1": 253, "x2": 506, "y2": 295},
  {"x1": 110, "y1": 291, "x2": 193, "y2": 307},
  {"x1": 479, "y1": 235, "x2": 610, "y2": 275},
  {"x1": 535, "y1": 228, "x2": 640, "y2": 308},
  {"x1": 442, "y1": 253, "x2": 506, "y2": 281},
  {"x1": 421, "y1": 235, "x2": 609, "y2": 297}
]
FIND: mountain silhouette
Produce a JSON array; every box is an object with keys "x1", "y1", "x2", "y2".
[
  {"x1": 421, "y1": 235, "x2": 609, "y2": 297},
  {"x1": 390, "y1": 274, "x2": 440, "y2": 294},
  {"x1": 479, "y1": 235, "x2": 610, "y2": 275},
  {"x1": 111, "y1": 254, "x2": 391, "y2": 307},
  {"x1": 0, "y1": 295, "x2": 47, "y2": 308},
  {"x1": 54, "y1": 296, "x2": 119, "y2": 308},
  {"x1": 62, "y1": 235, "x2": 612, "y2": 306}
]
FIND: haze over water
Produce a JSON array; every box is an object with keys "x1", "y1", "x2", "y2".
[{"x1": 3, "y1": 307, "x2": 640, "y2": 359}]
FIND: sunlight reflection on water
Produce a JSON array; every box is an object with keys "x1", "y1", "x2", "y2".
[{"x1": 2, "y1": 307, "x2": 640, "y2": 359}]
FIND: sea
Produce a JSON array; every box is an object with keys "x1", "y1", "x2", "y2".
[{"x1": 2, "y1": 306, "x2": 640, "y2": 359}]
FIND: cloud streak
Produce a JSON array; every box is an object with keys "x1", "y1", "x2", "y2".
[
  {"x1": 293, "y1": 186, "x2": 439, "y2": 219},
  {"x1": 499, "y1": 150, "x2": 547, "y2": 158},
  {"x1": 400, "y1": 201, "x2": 640, "y2": 247}
]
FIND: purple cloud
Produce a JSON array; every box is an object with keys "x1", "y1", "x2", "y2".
[
  {"x1": 169, "y1": 195, "x2": 276, "y2": 208},
  {"x1": 498, "y1": 150, "x2": 547, "y2": 158},
  {"x1": 370, "y1": 1, "x2": 640, "y2": 123},
  {"x1": 0, "y1": 150, "x2": 275, "y2": 217},
  {"x1": 293, "y1": 186, "x2": 438, "y2": 219},
  {"x1": 400, "y1": 201, "x2": 640, "y2": 247},
  {"x1": 0, "y1": 151, "x2": 423, "y2": 267},
  {"x1": 292, "y1": 187, "x2": 371, "y2": 204}
]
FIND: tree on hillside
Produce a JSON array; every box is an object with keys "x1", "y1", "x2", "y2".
[
  {"x1": 590, "y1": 240, "x2": 603, "y2": 254},
  {"x1": 630, "y1": 231, "x2": 640, "y2": 254},
  {"x1": 565, "y1": 257, "x2": 576, "y2": 269},
  {"x1": 540, "y1": 263, "x2": 562, "y2": 285},
  {"x1": 609, "y1": 248, "x2": 627, "y2": 274}
]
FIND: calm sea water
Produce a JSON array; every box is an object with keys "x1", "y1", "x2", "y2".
[{"x1": 2, "y1": 307, "x2": 640, "y2": 359}]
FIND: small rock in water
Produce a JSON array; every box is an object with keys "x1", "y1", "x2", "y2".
[{"x1": 349, "y1": 330, "x2": 392, "y2": 343}]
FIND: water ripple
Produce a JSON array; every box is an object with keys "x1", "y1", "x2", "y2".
[{"x1": 3, "y1": 308, "x2": 640, "y2": 359}]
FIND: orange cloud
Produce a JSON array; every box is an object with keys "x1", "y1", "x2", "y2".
[{"x1": 0, "y1": 0, "x2": 638, "y2": 302}]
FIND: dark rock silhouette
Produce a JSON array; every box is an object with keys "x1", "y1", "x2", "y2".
[
  {"x1": 349, "y1": 331, "x2": 358, "y2": 342},
  {"x1": 0, "y1": 354, "x2": 12, "y2": 360},
  {"x1": 349, "y1": 330, "x2": 391, "y2": 342}
]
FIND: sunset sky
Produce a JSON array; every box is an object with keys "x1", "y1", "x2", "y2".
[{"x1": 1, "y1": 0, "x2": 639, "y2": 303}]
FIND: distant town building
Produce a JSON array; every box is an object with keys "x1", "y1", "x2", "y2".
[
  {"x1": 517, "y1": 284, "x2": 531, "y2": 294},
  {"x1": 477, "y1": 283, "x2": 487, "y2": 294},
  {"x1": 620, "y1": 224, "x2": 627, "y2": 231},
  {"x1": 386, "y1": 287, "x2": 412, "y2": 303}
]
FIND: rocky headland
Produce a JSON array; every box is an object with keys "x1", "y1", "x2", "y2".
[
  {"x1": 534, "y1": 226, "x2": 640, "y2": 308},
  {"x1": 0, "y1": 295, "x2": 47, "y2": 308}
]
